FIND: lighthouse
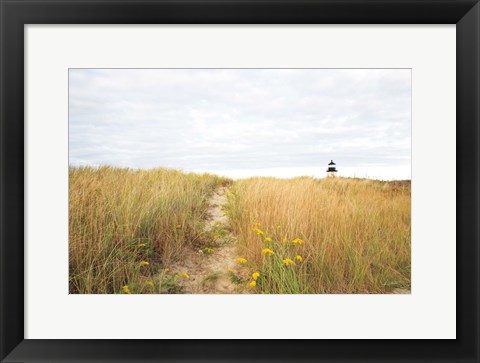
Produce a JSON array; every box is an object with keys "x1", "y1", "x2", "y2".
[{"x1": 326, "y1": 160, "x2": 338, "y2": 177}]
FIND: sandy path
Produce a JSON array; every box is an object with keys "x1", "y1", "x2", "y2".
[{"x1": 170, "y1": 187, "x2": 244, "y2": 294}]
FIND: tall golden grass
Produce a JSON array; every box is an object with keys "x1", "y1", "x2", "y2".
[
  {"x1": 70, "y1": 166, "x2": 410, "y2": 294},
  {"x1": 69, "y1": 166, "x2": 228, "y2": 294},
  {"x1": 226, "y1": 177, "x2": 411, "y2": 294}
]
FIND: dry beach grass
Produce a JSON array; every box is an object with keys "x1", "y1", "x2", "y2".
[
  {"x1": 69, "y1": 166, "x2": 229, "y2": 294},
  {"x1": 69, "y1": 167, "x2": 410, "y2": 294},
  {"x1": 226, "y1": 177, "x2": 411, "y2": 293}
]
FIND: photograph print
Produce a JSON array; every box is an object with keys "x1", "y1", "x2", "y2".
[{"x1": 69, "y1": 68, "x2": 411, "y2": 294}]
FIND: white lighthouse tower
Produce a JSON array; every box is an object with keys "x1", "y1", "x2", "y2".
[{"x1": 326, "y1": 160, "x2": 338, "y2": 177}]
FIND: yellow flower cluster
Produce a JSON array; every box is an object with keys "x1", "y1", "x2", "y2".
[
  {"x1": 139, "y1": 261, "x2": 149, "y2": 266},
  {"x1": 236, "y1": 257, "x2": 248, "y2": 264},
  {"x1": 261, "y1": 248, "x2": 274, "y2": 256},
  {"x1": 248, "y1": 272, "x2": 261, "y2": 288},
  {"x1": 226, "y1": 267, "x2": 234, "y2": 273},
  {"x1": 145, "y1": 280, "x2": 154, "y2": 287},
  {"x1": 295, "y1": 255, "x2": 303, "y2": 262},
  {"x1": 175, "y1": 272, "x2": 190, "y2": 279},
  {"x1": 122, "y1": 285, "x2": 131, "y2": 294},
  {"x1": 283, "y1": 258, "x2": 295, "y2": 266},
  {"x1": 137, "y1": 243, "x2": 147, "y2": 247},
  {"x1": 264, "y1": 237, "x2": 272, "y2": 243},
  {"x1": 253, "y1": 228, "x2": 265, "y2": 236},
  {"x1": 292, "y1": 238, "x2": 304, "y2": 245}
]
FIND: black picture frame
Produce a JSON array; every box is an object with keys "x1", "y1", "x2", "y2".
[{"x1": 1, "y1": 0, "x2": 479, "y2": 362}]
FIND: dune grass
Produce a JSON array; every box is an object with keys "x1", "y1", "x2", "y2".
[
  {"x1": 70, "y1": 166, "x2": 410, "y2": 294},
  {"x1": 225, "y1": 177, "x2": 411, "y2": 294},
  {"x1": 69, "y1": 166, "x2": 230, "y2": 294}
]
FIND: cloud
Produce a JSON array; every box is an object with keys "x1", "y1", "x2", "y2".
[{"x1": 69, "y1": 69, "x2": 411, "y2": 180}]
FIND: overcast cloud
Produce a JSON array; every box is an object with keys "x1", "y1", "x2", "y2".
[{"x1": 69, "y1": 69, "x2": 411, "y2": 180}]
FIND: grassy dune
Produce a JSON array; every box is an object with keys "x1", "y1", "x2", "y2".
[
  {"x1": 226, "y1": 177, "x2": 411, "y2": 294},
  {"x1": 69, "y1": 167, "x2": 411, "y2": 294},
  {"x1": 69, "y1": 166, "x2": 229, "y2": 294}
]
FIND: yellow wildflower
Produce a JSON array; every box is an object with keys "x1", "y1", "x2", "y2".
[
  {"x1": 283, "y1": 258, "x2": 295, "y2": 266},
  {"x1": 253, "y1": 228, "x2": 265, "y2": 236},
  {"x1": 264, "y1": 237, "x2": 272, "y2": 243},
  {"x1": 295, "y1": 255, "x2": 303, "y2": 262},
  {"x1": 122, "y1": 285, "x2": 131, "y2": 294},
  {"x1": 252, "y1": 272, "x2": 260, "y2": 281},
  {"x1": 202, "y1": 247, "x2": 214, "y2": 254},
  {"x1": 139, "y1": 261, "x2": 149, "y2": 266},
  {"x1": 137, "y1": 243, "x2": 147, "y2": 247},
  {"x1": 292, "y1": 238, "x2": 304, "y2": 245},
  {"x1": 236, "y1": 257, "x2": 248, "y2": 264},
  {"x1": 261, "y1": 248, "x2": 274, "y2": 256},
  {"x1": 226, "y1": 268, "x2": 234, "y2": 273},
  {"x1": 145, "y1": 280, "x2": 154, "y2": 287},
  {"x1": 175, "y1": 272, "x2": 190, "y2": 279},
  {"x1": 249, "y1": 280, "x2": 256, "y2": 287}
]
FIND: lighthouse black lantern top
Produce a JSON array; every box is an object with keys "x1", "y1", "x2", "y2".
[{"x1": 327, "y1": 160, "x2": 338, "y2": 174}]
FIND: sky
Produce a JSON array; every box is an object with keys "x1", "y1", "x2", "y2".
[{"x1": 69, "y1": 69, "x2": 411, "y2": 180}]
